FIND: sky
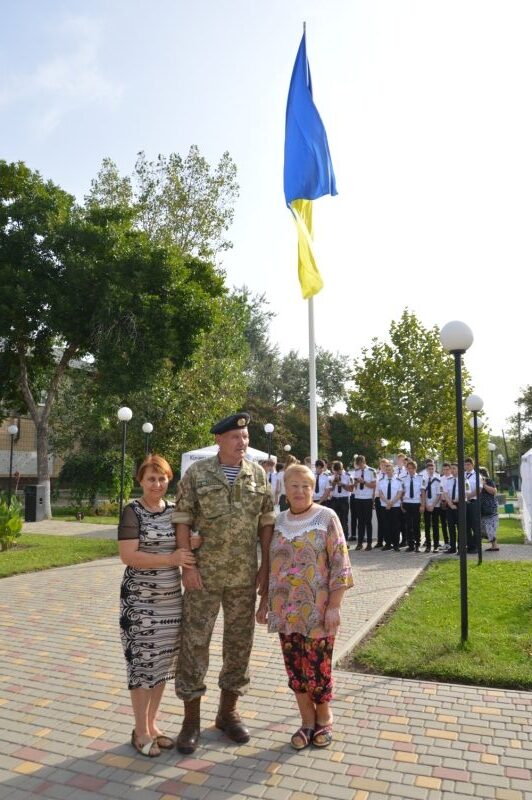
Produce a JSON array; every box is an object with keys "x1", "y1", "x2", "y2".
[{"x1": 1, "y1": 0, "x2": 530, "y2": 436}]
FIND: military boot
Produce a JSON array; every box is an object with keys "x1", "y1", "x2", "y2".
[
  {"x1": 215, "y1": 690, "x2": 250, "y2": 744},
  {"x1": 176, "y1": 697, "x2": 201, "y2": 754}
]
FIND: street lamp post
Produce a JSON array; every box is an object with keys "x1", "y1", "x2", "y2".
[
  {"x1": 488, "y1": 442, "x2": 496, "y2": 480},
  {"x1": 440, "y1": 320, "x2": 474, "y2": 643},
  {"x1": 467, "y1": 396, "x2": 484, "y2": 565},
  {"x1": 283, "y1": 444, "x2": 291, "y2": 453},
  {"x1": 142, "y1": 422, "x2": 153, "y2": 455},
  {"x1": 336, "y1": 451, "x2": 343, "y2": 458},
  {"x1": 7, "y1": 424, "x2": 19, "y2": 506},
  {"x1": 264, "y1": 423, "x2": 274, "y2": 460},
  {"x1": 117, "y1": 407, "x2": 133, "y2": 520}
]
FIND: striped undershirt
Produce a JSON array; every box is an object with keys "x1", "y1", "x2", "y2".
[{"x1": 220, "y1": 464, "x2": 241, "y2": 485}]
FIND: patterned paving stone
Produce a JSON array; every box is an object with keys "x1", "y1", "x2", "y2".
[{"x1": 0, "y1": 548, "x2": 530, "y2": 799}]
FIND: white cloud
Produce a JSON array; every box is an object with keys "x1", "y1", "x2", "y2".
[{"x1": 1, "y1": 14, "x2": 122, "y2": 136}]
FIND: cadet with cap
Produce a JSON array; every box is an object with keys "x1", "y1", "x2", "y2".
[{"x1": 172, "y1": 412, "x2": 274, "y2": 754}]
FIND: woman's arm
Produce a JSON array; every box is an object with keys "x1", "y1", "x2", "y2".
[{"x1": 118, "y1": 538, "x2": 195, "y2": 570}]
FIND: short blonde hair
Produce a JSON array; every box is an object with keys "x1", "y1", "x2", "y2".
[{"x1": 284, "y1": 464, "x2": 315, "y2": 487}]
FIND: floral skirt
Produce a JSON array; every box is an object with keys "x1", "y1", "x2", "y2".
[
  {"x1": 481, "y1": 514, "x2": 499, "y2": 542},
  {"x1": 279, "y1": 633, "x2": 335, "y2": 704}
]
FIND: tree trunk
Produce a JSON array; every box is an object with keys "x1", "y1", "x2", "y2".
[
  {"x1": 36, "y1": 420, "x2": 52, "y2": 519},
  {"x1": 18, "y1": 343, "x2": 78, "y2": 520}
]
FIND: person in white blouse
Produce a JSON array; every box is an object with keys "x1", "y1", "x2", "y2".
[
  {"x1": 313, "y1": 459, "x2": 331, "y2": 506},
  {"x1": 328, "y1": 460, "x2": 351, "y2": 537},
  {"x1": 352, "y1": 455, "x2": 376, "y2": 550},
  {"x1": 423, "y1": 461, "x2": 441, "y2": 552},
  {"x1": 378, "y1": 463, "x2": 404, "y2": 551},
  {"x1": 401, "y1": 460, "x2": 424, "y2": 552}
]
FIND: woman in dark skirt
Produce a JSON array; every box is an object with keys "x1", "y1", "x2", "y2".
[{"x1": 118, "y1": 455, "x2": 196, "y2": 757}]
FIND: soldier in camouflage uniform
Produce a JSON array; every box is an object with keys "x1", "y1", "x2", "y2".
[{"x1": 172, "y1": 412, "x2": 274, "y2": 754}]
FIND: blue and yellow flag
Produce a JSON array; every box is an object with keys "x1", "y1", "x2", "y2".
[{"x1": 284, "y1": 31, "x2": 337, "y2": 299}]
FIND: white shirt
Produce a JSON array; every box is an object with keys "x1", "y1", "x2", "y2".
[
  {"x1": 465, "y1": 470, "x2": 482, "y2": 500},
  {"x1": 378, "y1": 476, "x2": 403, "y2": 508},
  {"x1": 424, "y1": 475, "x2": 442, "y2": 509},
  {"x1": 402, "y1": 474, "x2": 424, "y2": 504},
  {"x1": 329, "y1": 470, "x2": 351, "y2": 499},
  {"x1": 313, "y1": 472, "x2": 330, "y2": 502},
  {"x1": 353, "y1": 466, "x2": 376, "y2": 499},
  {"x1": 394, "y1": 465, "x2": 408, "y2": 480},
  {"x1": 420, "y1": 468, "x2": 441, "y2": 480}
]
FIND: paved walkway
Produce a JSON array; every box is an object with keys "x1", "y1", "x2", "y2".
[{"x1": 0, "y1": 547, "x2": 531, "y2": 800}]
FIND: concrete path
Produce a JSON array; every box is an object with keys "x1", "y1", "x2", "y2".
[
  {"x1": 22, "y1": 520, "x2": 117, "y2": 540},
  {"x1": 0, "y1": 548, "x2": 531, "y2": 800}
]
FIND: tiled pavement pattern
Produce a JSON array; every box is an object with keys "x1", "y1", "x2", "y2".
[{"x1": 0, "y1": 546, "x2": 531, "y2": 800}]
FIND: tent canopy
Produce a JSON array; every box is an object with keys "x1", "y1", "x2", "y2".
[
  {"x1": 519, "y1": 448, "x2": 532, "y2": 543},
  {"x1": 180, "y1": 445, "x2": 272, "y2": 476}
]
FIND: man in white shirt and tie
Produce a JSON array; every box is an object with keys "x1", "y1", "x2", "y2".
[
  {"x1": 401, "y1": 460, "x2": 424, "y2": 552},
  {"x1": 378, "y1": 463, "x2": 404, "y2": 551},
  {"x1": 423, "y1": 460, "x2": 441, "y2": 552},
  {"x1": 442, "y1": 462, "x2": 459, "y2": 553},
  {"x1": 352, "y1": 455, "x2": 377, "y2": 550},
  {"x1": 465, "y1": 456, "x2": 481, "y2": 553}
]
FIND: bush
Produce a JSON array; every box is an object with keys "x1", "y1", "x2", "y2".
[
  {"x1": 0, "y1": 495, "x2": 24, "y2": 551},
  {"x1": 59, "y1": 451, "x2": 134, "y2": 506}
]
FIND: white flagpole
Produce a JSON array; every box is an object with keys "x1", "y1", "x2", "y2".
[{"x1": 308, "y1": 296, "x2": 318, "y2": 463}]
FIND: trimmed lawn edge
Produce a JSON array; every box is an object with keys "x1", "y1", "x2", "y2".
[{"x1": 338, "y1": 559, "x2": 532, "y2": 692}]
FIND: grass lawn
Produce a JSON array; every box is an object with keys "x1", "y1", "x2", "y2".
[
  {"x1": 342, "y1": 560, "x2": 532, "y2": 690},
  {"x1": 0, "y1": 534, "x2": 118, "y2": 579},
  {"x1": 51, "y1": 506, "x2": 118, "y2": 525},
  {"x1": 496, "y1": 516, "x2": 525, "y2": 544}
]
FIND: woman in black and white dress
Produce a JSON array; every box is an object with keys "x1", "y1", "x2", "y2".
[{"x1": 118, "y1": 455, "x2": 196, "y2": 757}]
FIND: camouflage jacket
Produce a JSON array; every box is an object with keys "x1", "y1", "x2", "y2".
[{"x1": 172, "y1": 456, "x2": 275, "y2": 589}]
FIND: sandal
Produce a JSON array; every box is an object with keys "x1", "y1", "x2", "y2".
[
  {"x1": 131, "y1": 729, "x2": 160, "y2": 758},
  {"x1": 290, "y1": 727, "x2": 314, "y2": 750},
  {"x1": 312, "y1": 723, "x2": 333, "y2": 748},
  {"x1": 155, "y1": 734, "x2": 174, "y2": 749}
]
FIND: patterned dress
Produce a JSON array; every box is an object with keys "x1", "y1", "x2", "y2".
[
  {"x1": 118, "y1": 500, "x2": 182, "y2": 689},
  {"x1": 267, "y1": 505, "x2": 354, "y2": 638}
]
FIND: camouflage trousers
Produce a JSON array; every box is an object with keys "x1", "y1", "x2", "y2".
[{"x1": 175, "y1": 585, "x2": 257, "y2": 701}]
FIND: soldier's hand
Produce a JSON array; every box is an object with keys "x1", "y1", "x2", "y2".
[{"x1": 182, "y1": 567, "x2": 203, "y2": 591}]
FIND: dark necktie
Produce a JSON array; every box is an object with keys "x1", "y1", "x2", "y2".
[
  {"x1": 427, "y1": 479, "x2": 432, "y2": 499},
  {"x1": 387, "y1": 479, "x2": 392, "y2": 500},
  {"x1": 452, "y1": 479, "x2": 456, "y2": 500},
  {"x1": 409, "y1": 477, "x2": 414, "y2": 498},
  {"x1": 268, "y1": 473, "x2": 272, "y2": 484},
  {"x1": 315, "y1": 474, "x2": 320, "y2": 494}
]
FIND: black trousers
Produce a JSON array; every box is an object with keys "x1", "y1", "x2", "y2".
[
  {"x1": 446, "y1": 506, "x2": 458, "y2": 551},
  {"x1": 437, "y1": 504, "x2": 449, "y2": 544},
  {"x1": 349, "y1": 495, "x2": 357, "y2": 540},
  {"x1": 331, "y1": 497, "x2": 349, "y2": 536},
  {"x1": 355, "y1": 498, "x2": 373, "y2": 545},
  {"x1": 383, "y1": 507, "x2": 400, "y2": 548},
  {"x1": 423, "y1": 508, "x2": 440, "y2": 549},
  {"x1": 403, "y1": 502, "x2": 421, "y2": 547},
  {"x1": 375, "y1": 498, "x2": 385, "y2": 545},
  {"x1": 466, "y1": 500, "x2": 479, "y2": 551}
]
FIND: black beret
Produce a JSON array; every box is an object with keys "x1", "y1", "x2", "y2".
[{"x1": 210, "y1": 412, "x2": 250, "y2": 435}]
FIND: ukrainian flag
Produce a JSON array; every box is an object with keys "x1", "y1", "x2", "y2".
[{"x1": 284, "y1": 31, "x2": 337, "y2": 299}]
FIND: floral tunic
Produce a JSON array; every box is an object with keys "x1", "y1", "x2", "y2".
[{"x1": 267, "y1": 505, "x2": 354, "y2": 638}]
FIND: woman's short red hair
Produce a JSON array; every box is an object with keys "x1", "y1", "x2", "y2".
[{"x1": 136, "y1": 454, "x2": 173, "y2": 482}]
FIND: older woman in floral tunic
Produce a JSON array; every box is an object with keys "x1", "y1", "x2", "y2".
[{"x1": 257, "y1": 464, "x2": 353, "y2": 750}]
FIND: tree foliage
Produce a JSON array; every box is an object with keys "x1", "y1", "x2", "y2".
[
  {"x1": 59, "y1": 452, "x2": 134, "y2": 506},
  {"x1": 50, "y1": 293, "x2": 249, "y2": 474},
  {"x1": 86, "y1": 146, "x2": 239, "y2": 260},
  {"x1": 0, "y1": 160, "x2": 226, "y2": 515},
  {"x1": 347, "y1": 309, "x2": 480, "y2": 462}
]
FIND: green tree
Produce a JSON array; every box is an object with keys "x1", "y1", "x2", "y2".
[
  {"x1": 87, "y1": 146, "x2": 239, "y2": 260},
  {"x1": 0, "y1": 161, "x2": 225, "y2": 516},
  {"x1": 347, "y1": 309, "x2": 480, "y2": 463},
  {"x1": 50, "y1": 293, "x2": 249, "y2": 475}
]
